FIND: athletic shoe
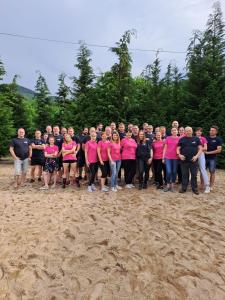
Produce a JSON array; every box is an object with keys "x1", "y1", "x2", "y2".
[
  {"x1": 179, "y1": 189, "x2": 186, "y2": 193},
  {"x1": 204, "y1": 186, "x2": 210, "y2": 194},
  {"x1": 87, "y1": 186, "x2": 93, "y2": 192},
  {"x1": 30, "y1": 179, "x2": 35, "y2": 183},
  {"x1": 193, "y1": 190, "x2": 199, "y2": 195},
  {"x1": 38, "y1": 177, "x2": 42, "y2": 182},
  {"x1": 210, "y1": 186, "x2": 214, "y2": 191},
  {"x1": 138, "y1": 184, "x2": 143, "y2": 190},
  {"x1": 125, "y1": 184, "x2": 132, "y2": 189},
  {"x1": 91, "y1": 184, "x2": 97, "y2": 191},
  {"x1": 40, "y1": 186, "x2": 49, "y2": 190},
  {"x1": 116, "y1": 185, "x2": 122, "y2": 190},
  {"x1": 111, "y1": 187, "x2": 117, "y2": 192},
  {"x1": 130, "y1": 184, "x2": 135, "y2": 188},
  {"x1": 51, "y1": 184, "x2": 56, "y2": 189},
  {"x1": 170, "y1": 188, "x2": 176, "y2": 193},
  {"x1": 164, "y1": 187, "x2": 171, "y2": 192},
  {"x1": 101, "y1": 187, "x2": 109, "y2": 192}
]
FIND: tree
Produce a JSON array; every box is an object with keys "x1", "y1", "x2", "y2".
[
  {"x1": 0, "y1": 57, "x2": 6, "y2": 81},
  {"x1": 35, "y1": 73, "x2": 53, "y2": 132}
]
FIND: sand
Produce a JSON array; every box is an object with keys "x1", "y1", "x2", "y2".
[{"x1": 0, "y1": 163, "x2": 225, "y2": 300}]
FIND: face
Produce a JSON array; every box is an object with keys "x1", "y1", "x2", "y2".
[
  {"x1": 49, "y1": 137, "x2": 55, "y2": 145},
  {"x1": 210, "y1": 127, "x2": 217, "y2": 136},
  {"x1": 43, "y1": 134, "x2": 48, "y2": 141},
  {"x1": 172, "y1": 121, "x2": 179, "y2": 128},
  {"x1": 185, "y1": 127, "x2": 193, "y2": 137},
  {"x1": 53, "y1": 126, "x2": 60, "y2": 135},
  {"x1": 132, "y1": 126, "x2": 139, "y2": 135},
  {"x1": 91, "y1": 132, "x2": 97, "y2": 140},
  {"x1": 46, "y1": 126, "x2": 52, "y2": 133},
  {"x1": 110, "y1": 123, "x2": 116, "y2": 130},
  {"x1": 119, "y1": 124, "x2": 125, "y2": 132},
  {"x1": 171, "y1": 128, "x2": 178, "y2": 136},
  {"x1": 61, "y1": 128, "x2": 67, "y2": 135},
  {"x1": 139, "y1": 131, "x2": 145, "y2": 140},
  {"x1": 155, "y1": 127, "x2": 160, "y2": 133},
  {"x1": 68, "y1": 128, "x2": 74, "y2": 136},
  {"x1": 101, "y1": 133, "x2": 107, "y2": 141},
  {"x1": 128, "y1": 124, "x2": 133, "y2": 131},
  {"x1": 89, "y1": 128, "x2": 96, "y2": 135},
  {"x1": 126, "y1": 131, "x2": 132, "y2": 138},
  {"x1": 147, "y1": 126, "x2": 153, "y2": 133},
  {"x1": 179, "y1": 127, "x2": 185, "y2": 136},
  {"x1": 156, "y1": 132, "x2": 162, "y2": 140},
  {"x1": 105, "y1": 127, "x2": 111, "y2": 136},
  {"x1": 18, "y1": 128, "x2": 25, "y2": 138},
  {"x1": 112, "y1": 133, "x2": 118, "y2": 141},
  {"x1": 35, "y1": 130, "x2": 41, "y2": 139},
  {"x1": 160, "y1": 127, "x2": 166, "y2": 134},
  {"x1": 83, "y1": 128, "x2": 88, "y2": 135},
  {"x1": 143, "y1": 123, "x2": 148, "y2": 130},
  {"x1": 195, "y1": 130, "x2": 202, "y2": 137},
  {"x1": 64, "y1": 134, "x2": 71, "y2": 143},
  {"x1": 98, "y1": 124, "x2": 103, "y2": 131}
]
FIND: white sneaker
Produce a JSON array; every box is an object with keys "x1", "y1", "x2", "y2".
[
  {"x1": 101, "y1": 187, "x2": 109, "y2": 192},
  {"x1": 87, "y1": 186, "x2": 93, "y2": 192},
  {"x1": 40, "y1": 185, "x2": 49, "y2": 190},
  {"x1": 111, "y1": 187, "x2": 117, "y2": 192},
  {"x1": 130, "y1": 184, "x2": 135, "y2": 188},
  {"x1": 116, "y1": 185, "x2": 122, "y2": 190},
  {"x1": 91, "y1": 184, "x2": 97, "y2": 191},
  {"x1": 125, "y1": 184, "x2": 132, "y2": 189},
  {"x1": 204, "y1": 186, "x2": 210, "y2": 194}
]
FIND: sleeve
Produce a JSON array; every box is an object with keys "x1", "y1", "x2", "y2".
[
  {"x1": 217, "y1": 137, "x2": 223, "y2": 146},
  {"x1": 177, "y1": 138, "x2": 182, "y2": 147},
  {"x1": 27, "y1": 139, "x2": 31, "y2": 145},
  {"x1": 197, "y1": 137, "x2": 201, "y2": 146},
  {"x1": 10, "y1": 138, "x2": 15, "y2": 148}
]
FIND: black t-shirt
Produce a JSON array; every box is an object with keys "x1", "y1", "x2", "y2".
[
  {"x1": 10, "y1": 138, "x2": 30, "y2": 160},
  {"x1": 145, "y1": 133, "x2": 154, "y2": 145},
  {"x1": 131, "y1": 134, "x2": 138, "y2": 143},
  {"x1": 71, "y1": 135, "x2": 80, "y2": 144},
  {"x1": 31, "y1": 138, "x2": 45, "y2": 159},
  {"x1": 178, "y1": 136, "x2": 201, "y2": 162},
  {"x1": 136, "y1": 141, "x2": 151, "y2": 160},
  {"x1": 119, "y1": 131, "x2": 126, "y2": 140},
  {"x1": 53, "y1": 134, "x2": 63, "y2": 150},
  {"x1": 205, "y1": 136, "x2": 222, "y2": 158}
]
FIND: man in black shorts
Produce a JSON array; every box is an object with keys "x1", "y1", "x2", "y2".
[
  {"x1": 30, "y1": 129, "x2": 45, "y2": 182},
  {"x1": 177, "y1": 126, "x2": 202, "y2": 195}
]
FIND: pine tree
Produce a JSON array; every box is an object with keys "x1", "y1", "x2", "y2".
[
  {"x1": 0, "y1": 57, "x2": 6, "y2": 81},
  {"x1": 35, "y1": 73, "x2": 53, "y2": 132}
]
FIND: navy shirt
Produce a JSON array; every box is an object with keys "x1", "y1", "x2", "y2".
[
  {"x1": 205, "y1": 136, "x2": 222, "y2": 158},
  {"x1": 118, "y1": 131, "x2": 126, "y2": 140},
  {"x1": 178, "y1": 136, "x2": 201, "y2": 162},
  {"x1": 31, "y1": 138, "x2": 45, "y2": 159},
  {"x1": 10, "y1": 138, "x2": 30, "y2": 160}
]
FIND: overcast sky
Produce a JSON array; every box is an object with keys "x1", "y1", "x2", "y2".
[{"x1": 0, "y1": 0, "x2": 224, "y2": 94}]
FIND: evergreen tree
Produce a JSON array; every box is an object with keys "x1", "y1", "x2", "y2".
[
  {"x1": 56, "y1": 73, "x2": 71, "y2": 126},
  {"x1": 0, "y1": 57, "x2": 6, "y2": 81},
  {"x1": 35, "y1": 73, "x2": 53, "y2": 132}
]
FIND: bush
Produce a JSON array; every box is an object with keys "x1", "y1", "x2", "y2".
[{"x1": 217, "y1": 144, "x2": 225, "y2": 169}]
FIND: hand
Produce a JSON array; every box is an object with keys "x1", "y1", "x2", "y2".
[
  {"x1": 110, "y1": 160, "x2": 115, "y2": 166},
  {"x1": 179, "y1": 154, "x2": 185, "y2": 161},
  {"x1": 162, "y1": 158, "x2": 165, "y2": 164},
  {"x1": 86, "y1": 161, "x2": 90, "y2": 168},
  {"x1": 192, "y1": 155, "x2": 198, "y2": 162},
  {"x1": 14, "y1": 156, "x2": 19, "y2": 160},
  {"x1": 100, "y1": 161, "x2": 104, "y2": 165},
  {"x1": 148, "y1": 158, "x2": 152, "y2": 165}
]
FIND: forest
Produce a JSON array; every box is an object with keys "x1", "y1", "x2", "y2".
[{"x1": 0, "y1": 2, "x2": 224, "y2": 166}]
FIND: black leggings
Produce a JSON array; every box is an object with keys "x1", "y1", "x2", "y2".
[
  {"x1": 153, "y1": 159, "x2": 163, "y2": 186},
  {"x1": 137, "y1": 158, "x2": 150, "y2": 184},
  {"x1": 88, "y1": 162, "x2": 98, "y2": 185},
  {"x1": 99, "y1": 161, "x2": 110, "y2": 178},
  {"x1": 123, "y1": 159, "x2": 136, "y2": 184}
]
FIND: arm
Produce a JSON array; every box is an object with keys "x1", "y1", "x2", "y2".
[
  {"x1": 97, "y1": 146, "x2": 104, "y2": 165},
  {"x1": 192, "y1": 145, "x2": 202, "y2": 162},
  {"x1": 107, "y1": 147, "x2": 113, "y2": 163},
  {"x1": 177, "y1": 146, "x2": 185, "y2": 161},
  {"x1": 9, "y1": 146, "x2": 18, "y2": 160},
  {"x1": 148, "y1": 148, "x2": 153, "y2": 164},
  {"x1": 162, "y1": 143, "x2": 167, "y2": 162},
  {"x1": 84, "y1": 146, "x2": 89, "y2": 167},
  {"x1": 205, "y1": 146, "x2": 222, "y2": 155},
  {"x1": 31, "y1": 143, "x2": 45, "y2": 150},
  {"x1": 29, "y1": 145, "x2": 32, "y2": 158}
]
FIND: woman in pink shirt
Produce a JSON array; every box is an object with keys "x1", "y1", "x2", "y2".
[
  {"x1": 163, "y1": 127, "x2": 179, "y2": 192},
  {"x1": 85, "y1": 131, "x2": 98, "y2": 192},
  {"x1": 107, "y1": 131, "x2": 121, "y2": 192},
  {"x1": 40, "y1": 136, "x2": 59, "y2": 190},
  {"x1": 152, "y1": 132, "x2": 164, "y2": 189},
  {"x1": 121, "y1": 130, "x2": 137, "y2": 188},
  {"x1": 97, "y1": 132, "x2": 110, "y2": 192},
  {"x1": 61, "y1": 134, "x2": 78, "y2": 189}
]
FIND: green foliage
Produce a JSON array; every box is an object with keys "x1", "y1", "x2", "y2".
[
  {"x1": 217, "y1": 144, "x2": 225, "y2": 169},
  {"x1": 0, "y1": 58, "x2": 6, "y2": 81}
]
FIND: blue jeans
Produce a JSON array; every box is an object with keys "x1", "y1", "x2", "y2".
[
  {"x1": 165, "y1": 159, "x2": 178, "y2": 184},
  {"x1": 110, "y1": 160, "x2": 121, "y2": 187},
  {"x1": 206, "y1": 157, "x2": 217, "y2": 173}
]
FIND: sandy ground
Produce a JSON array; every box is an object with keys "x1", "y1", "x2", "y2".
[{"x1": 0, "y1": 164, "x2": 225, "y2": 300}]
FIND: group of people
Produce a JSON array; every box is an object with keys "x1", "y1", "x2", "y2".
[{"x1": 9, "y1": 121, "x2": 222, "y2": 195}]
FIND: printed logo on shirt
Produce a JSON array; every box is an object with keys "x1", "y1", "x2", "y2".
[
  {"x1": 24, "y1": 141, "x2": 28, "y2": 144},
  {"x1": 192, "y1": 141, "x2": 196, "y2": 144}
]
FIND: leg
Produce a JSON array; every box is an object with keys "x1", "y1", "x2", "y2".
[
  {"x1": 198, "y1": 154, "x2": 209, "y2": 188},
  {"x1": 21, "y1": 159, "x2": 29, "y2": 186},
  {"x1": 171, "y1": 159, "x2": 178, "y2": 190},
  {"x1": 62, "y1": 163, "x2": 69, "y2": 188},
  {"x1": 130, "y1": 160, "x2": 137, "y2": 184},
  {"x1": 110, "y1": 161, "x2": 116, "y2": 188},
  {"x1": 190, "y1": 161, "x2": 198, "y2": 192},
  {"x1": 180, "y1": 161, "x2": 190, "y2": 191},
  {"x1": 165, "y1": 159, "x2": 172, "y2": 187},
  {"x1": 123, "y1": 160, "x2": 129, "y2": 184},
  {"x1": 30, "y1": 165, "x2": 36, "y2": 181},
  {"x1": 115, "y1": 160, "x2": 122, "y2": 186}
]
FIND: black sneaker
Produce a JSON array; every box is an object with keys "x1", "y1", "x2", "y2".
[
  {"x1": 179, "y1": 189, "x2": 186, "y2": 193},
  {"x1": 138, "y1": 183, "x2": 143, "y2": 190},
  {"x1": 38, "y1": 177, "x2": 42, "y2": 182},
  {"x1": 193, "y1": 190, "x2": 199, "y2": 195},
  {"x1": 30, "y1": 179, "x2": 35, "y2": 183}
]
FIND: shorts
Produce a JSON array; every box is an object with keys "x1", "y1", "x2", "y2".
[
  {"x1": 31, "y1": 157, "x2": 44, "y2": 166},
  {"x1": 14, "y1": 158, "x2": 29, "y2": 176},
  {"x1": 63, "y1": 160, "x2": 77, "y2": 164},
  {"x1": 43, "y1": 158, "x2": 58, "y2": 174},
  {"x1": 99, "y1": 161, "x2": 110, "y2": 178},
  {"x1": 206, "y1": 157, "x2": 217, "y2": 173}
]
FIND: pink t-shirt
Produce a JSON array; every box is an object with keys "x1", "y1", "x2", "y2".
[
  {"x1": 199, "y1": 136, "x2": 207, "y2": 146},
  {"x1": 109, "y1": 142, "x2": 121, "y2": 161},
  {"x1": 121, "y1": 138, "x2": 137, "y2": 160},
  {"x1": 152, "y1": 140, "x2": 164, "y2": 159},
  {"x1": 62, "y1": 141, "x2": 77, "y2": 161},
  {"x1": 85, "y1": 140, "x2": 98, "y2": 163},
  {"x1": 97, "y1": 140, "x2": 110, "y2": 161},
  {"x1": 45, "y1": 145, "x2": 59, "y2": 156},
  {"x1": 164, "y1": 136, "x2": 179, "y2": 159}
]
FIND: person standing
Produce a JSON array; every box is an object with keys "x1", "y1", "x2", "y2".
[
  {"x1": 177, "y1": 127, "x2": 202, "y2": 194},
  {"x1": 30, "y1": 130, "x2": 45, "y2": 183},
  {"x1": 136, "y1": 131, "x2": 153, "y2": 189},
  {"x1": 9, "y1": 128, "x2": 32, "y2": 188},
  {"x1": 85, "y1": 132, "x2": 98, "y2": 192},
  {"x1": 205, "y1": 126, "x2": 222, "y2": 190},
  {"x1": 163, "y1": 127, "x2": 179, "y2": 192},
  {"x1": 97, "y1": 132, "x2": 110, "y2": 192},
  {"x1": 108, "y1": 131, "x2": 121, "y2": 192},
  {"x1": 152, "y1": 132, "x2": 164, "y2": 189},
  {"x1": 121, "y1": 130, "x2": 137, "y2": 189}
]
